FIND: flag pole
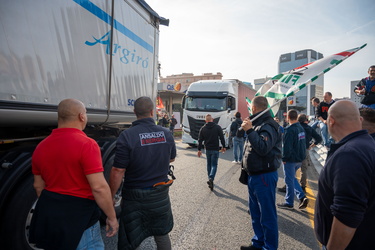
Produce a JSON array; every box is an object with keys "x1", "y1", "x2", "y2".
[{"x1": 250, "y1": 95, "x2": 288, "y2": 123}]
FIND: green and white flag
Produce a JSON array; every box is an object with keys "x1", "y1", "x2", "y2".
[{"x1": 248, "y1": 43, "x2": 367, "y2": 118}]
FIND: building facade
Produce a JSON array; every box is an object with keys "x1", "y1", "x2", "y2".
[{"x1": 278, "y1": 49, "x2": 324, "y2": 116}]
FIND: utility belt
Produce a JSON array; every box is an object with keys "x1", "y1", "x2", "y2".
[{"x1": 140, "y1": 165, "x2": 176, "y2": 189}]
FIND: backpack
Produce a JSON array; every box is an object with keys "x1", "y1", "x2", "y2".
[
  {"x1": 234, "y1": 120, "x2": 245, "y2": 138},
  {"x1": 236, "y1": 125, "x2": 245, "y2": 138}
]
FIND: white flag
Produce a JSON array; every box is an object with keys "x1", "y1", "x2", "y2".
[{"x1": 256, "y1": 44, "x2": 367, "y2": 117}]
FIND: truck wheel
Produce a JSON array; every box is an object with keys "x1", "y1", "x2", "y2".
[
  {"x1": 0, "y1": 174, "x2": 38, "y2": 250},
  {"x1": 100, "y1": 153, "x2": 122, "y2": 224}
]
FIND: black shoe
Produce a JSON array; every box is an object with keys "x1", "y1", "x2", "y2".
[
  {"x1": 277, "y1": 203, "x2": 294, "y2": 210},
  {"x1": 240, "y1": 245, "x2": 262, "y2": 250},
  {"x1": 277, "y1": 185, "x2": 286, "y2": 193},
  {"x1": 207, "y1": 179, "x2": 214, "y2": 191},
  {"x1": 299, "y1": 197, "x2": 309, "y2": 209}
]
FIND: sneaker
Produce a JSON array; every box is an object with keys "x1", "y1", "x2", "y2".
[
  {"x1": 232, "y1": 160, "x2": 238, "y2": 163},
  {"x1": 277, "y1": 203, "x2": 294, "y2": 209},
  {"x1": 207, "y1": 179, "x2": 214, "y2": 191},
  {"x1": 299, "y1": 197, "x2": 309, "y2": 209},
  {"x1": 277, "y1": 185, "x2": 286, "y2": 193},
  {"x1": 240, "y1": 245, "x2": 262, "y2": 250}
]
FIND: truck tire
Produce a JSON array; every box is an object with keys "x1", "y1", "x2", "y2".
[
  {"x1": 100, "y1": 153, "x2": 122, "y2": 224},
  {"x1": 1, "y1": 174, "x2": 38, "y2": 250}
]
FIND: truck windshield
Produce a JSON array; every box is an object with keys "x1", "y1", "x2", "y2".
[{"x1": 184, "y1": 97, "x2": 227, "y2": 111}]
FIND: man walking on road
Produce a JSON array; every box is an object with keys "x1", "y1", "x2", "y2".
[
  {"x1": 29, "y1": 99, "x2": 118, "y2": 250},
  {"x1": 109, "y1": 96, "x2": 176, "y2": 250},
  {"x1": 197, "y1": 114, "x2": 226, "y2": 190},
  {"x1": 314, "y1": 100, "x2": 375, "y2": 249},
  {"x1": 240, "y1": 96, "x2": 282, "y2": 250},
  {"x1": 277, "y1": 109, "x2": 308, "y2": 210}
]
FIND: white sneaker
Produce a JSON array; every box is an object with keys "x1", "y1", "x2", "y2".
[
  {"x1": 232, "y1": 160, "x2": 237, "y2": 163},
  {"x1": 237, "y1": 161, "x2": 241, "y2": 164}
]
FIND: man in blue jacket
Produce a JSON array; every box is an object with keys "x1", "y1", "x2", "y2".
[
  {"x1": 240, "y1": 96, "x2": 282, "y2": 250},
  {"x1": 277, "y1": 109, "x2": 308, "y2": 210},
  {"x1": 314, "y1": 100, "x2": 375, "y2": 249},
  {"x1": 197, "y1": 114, "x2": 226, "y2": 190}
]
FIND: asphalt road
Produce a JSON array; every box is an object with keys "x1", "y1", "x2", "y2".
[{"x1": 102, "y1": 140, "x2": 321, "y2": 250}]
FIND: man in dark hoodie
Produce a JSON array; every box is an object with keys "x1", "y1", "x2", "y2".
[
  {"x1": 240, "y1": 96, "x2": 282, "y2": 250},
  {"x1": 298, "y1": 113, "x2": 322, "y2": 191},
  {"x1": 197, "y1": 114, "x2": 226, "y2": 190}
]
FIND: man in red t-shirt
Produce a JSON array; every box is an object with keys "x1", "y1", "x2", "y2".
[{"x1": 29, "y1": 99, "x2": 118, "y2": 250}]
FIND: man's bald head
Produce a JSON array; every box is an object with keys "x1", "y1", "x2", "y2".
[
  {"x1": 57, "y1": 99, "x2": 87, "y2": 130},
  {"x1": 134, "y1": 96, "x2": 154, "y2": 118},
  {"x1": 58, "y1": 99, "x2": 86, "y2": 122},
  {"x1": 327, "y1": 100, "x2": 362, "y2": 141},
  {"x1": 205, "y1": 114, "x2": 213, "y2": 122}
]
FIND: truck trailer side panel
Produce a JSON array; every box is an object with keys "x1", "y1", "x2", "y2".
[
  {"x1": 0, "y1": 0, "x2": 159, "y2": 126},
  {"x1": 237, "y1": 82, "x2": 256, "y2": 118}
]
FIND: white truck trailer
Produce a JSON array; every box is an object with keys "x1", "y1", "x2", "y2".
[
  {"x1": 181, "y1": 79, "x2": 256, "y2": 148},
  {"x1": 0, "y1": 0, "x2": 168, "y2": 248}
]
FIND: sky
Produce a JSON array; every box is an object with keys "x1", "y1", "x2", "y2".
[{"x1": 147, "y1": 0, "x2": 375, "y2": 98}]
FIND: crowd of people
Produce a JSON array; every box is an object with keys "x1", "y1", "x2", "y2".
[
  {"x1": 158, "y1": 113, "x2": 178, "y2": 133},
  {"x1": 28, "y1": 65, "x2": 375, "y2": 249}
]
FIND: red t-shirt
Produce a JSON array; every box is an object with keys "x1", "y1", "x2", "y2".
[{"x1": 32, "y1": 128, "x2": 103, "y2": 200}]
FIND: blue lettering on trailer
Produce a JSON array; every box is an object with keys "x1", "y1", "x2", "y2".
[
  {"x1": 85, "y1": 31, "x2": 149, "y2": 68},
  {"x1": 74, "y1": 0, "x2": 154, "y2": 53}
]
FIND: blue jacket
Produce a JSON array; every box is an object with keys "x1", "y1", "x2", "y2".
[
  {"x1": 243, "y1": 111, "x2": 282, "y2": 175},
  {"x1": 283, "y1": 122, "x2": 306, "y2": 162},
  {"x1": 315, "y1": 130, "x2": 375, "y2": 248},
  {"x1": 354, "y1": 77, "x2": 375, "y2": 105}
]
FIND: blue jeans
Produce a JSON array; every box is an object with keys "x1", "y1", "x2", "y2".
[
  {"x1": 361, "y1": 103, "x2": 375, "y2": 109},
  {"x1": 233, "y1": 137, "x2": 244, "y2": 162},
  {"x1": 206, "y1": 150, "x2": 219, "y2": 181},
  {"x1": 248, "y1": 171, "x2": 278, "y2": 250},
  {"x1": 283, "y1": 162, "x2": 305, "y2": 206},
  {"x1": 319, "y1": 122, "x2": 333, "y2": 147},
  {"x1": 76, "y1": 221, "x2": 104, "y2": 250}
]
